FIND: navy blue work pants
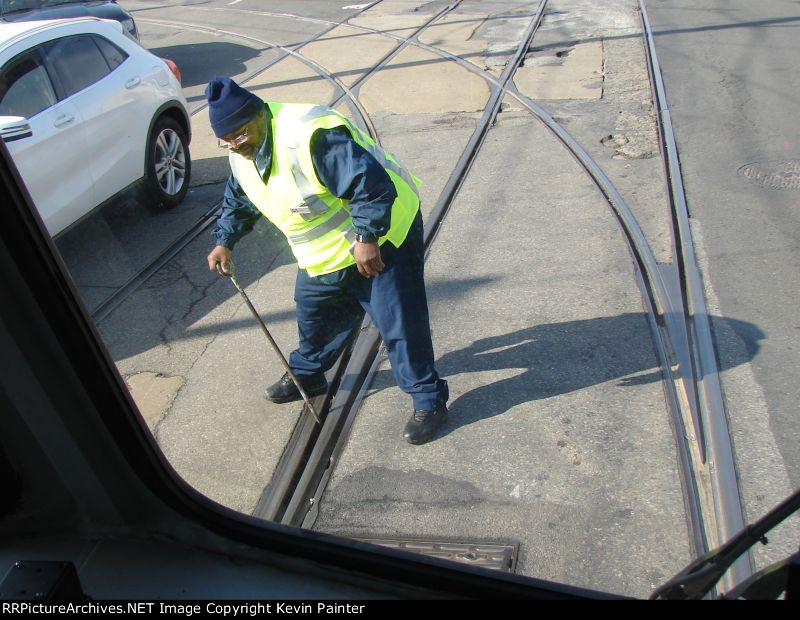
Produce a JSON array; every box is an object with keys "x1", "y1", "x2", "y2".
[{"x1": 288, "y1": 211, "x2": 448, "y2": 412}]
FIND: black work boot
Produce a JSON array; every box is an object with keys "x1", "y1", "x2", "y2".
[
  {"x1": 403, "y1": 404, "x2": 448, "y2": 445},
  {"x1": 264, "y1": 372, "x2": 327, "y2": 404}
]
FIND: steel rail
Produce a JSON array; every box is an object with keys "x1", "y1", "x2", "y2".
[
  {"x1": 252, "y1": 2, "x2": 477, "y2": 523},
  {"x1": 280, "y1": 0, "x2": 549, "y2": 528},
  {"x1": 90, "y1": 200, "x2": 219, "y2": 323},
  {"x1": 639, "y1": 0, "x2": 751, "y2": 591},
  {"x1": 369, "y1": 0, "x2": 715, "y2": 568},
  {"x1": 266, "y1": 0, "x2": 705, "y2": 545},
  {"x1": 87, "y1": 3, "x2": 478, "y2": 519},
  {"x1": 138, "y1": 5, "x2": 471, "y2": 524},
  {"x1": 96, "y1": 4, "x2": 717, "y2": 580},
  {"x1": 137, "y1": 17, "x2": 379, "y2": 138},
  {"x1": 276, "y1": 3, "x2": 712, "y2": 573},
  {"x1": 183, "y1": 0, "x2": 383, "y2": 135},
  {"x1": 328, "y1": 0, "x2": 463, "y2": 108},
  {"x1": 141, "y1": 0, "x2": 384, "y2": 119},
  {"x1": 91, "y1": 1, "x2": 463, "y2": 324},
  {"x1": 272, "y1": 0, "x2": 718, "y2": 570},
  {"x1": 91, "y1": 6, "x2": 387, "y2": 324},
  {"x1": 500, "y1": 78, "x2": 708, "y2": 562},
  {"x1": 184, "y1": 1, "x2": 466, "y2": 119}
]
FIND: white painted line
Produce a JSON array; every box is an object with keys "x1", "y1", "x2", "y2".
[
  {"x1": 228, "y1": 0, "x2": 243, "y2": 5},
  {"x1": 343, "y1": 4, "x2": 370, "y2": 9}
]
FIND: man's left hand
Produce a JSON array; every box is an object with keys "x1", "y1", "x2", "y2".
[{"x1": 353, "y1": 241, "x2": 384, "y2": 278}]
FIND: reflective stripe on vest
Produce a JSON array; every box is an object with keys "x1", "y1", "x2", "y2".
[
  {"x1": 298, "y1": 106, "x2": 421, "y2": 202},
  {"x1": 229, "y1": 103, "x2": 420, "y2": 276},
  {"x1": 287, "y1": 208, "x2": 352, "y2": 244},
  {"x1": 286, "y1": 144, "x2": 330, "y2": 218}
]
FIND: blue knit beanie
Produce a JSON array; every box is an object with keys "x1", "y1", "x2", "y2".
[{"x1": 205, "y1": 76, "x2": 263, "y2": 138}]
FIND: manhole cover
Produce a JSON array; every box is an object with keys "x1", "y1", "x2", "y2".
[
  {"x1": 356, "y1": 539, "x2": 518, "y2": 572},
  {"x1": 738, "y1": 159, "x2": 800, "y2": 191}
]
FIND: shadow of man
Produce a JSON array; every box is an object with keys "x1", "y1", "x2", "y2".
[{"x1": 394, "y1": 312, "x2": 767, "y2": 434}]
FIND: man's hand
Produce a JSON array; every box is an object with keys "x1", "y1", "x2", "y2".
[
  {"x1": 353, "y1": 241, "x2": 384, "y2": 278},
  {"x1": 208, "y1": 245, "x2": 232, "y2": 274}
]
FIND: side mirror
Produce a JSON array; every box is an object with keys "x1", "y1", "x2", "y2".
[{"x1": 0, "y1": 116, "x2": 32, "y2": 143}]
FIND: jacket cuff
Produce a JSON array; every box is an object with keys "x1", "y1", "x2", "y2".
[
  {"x1": 355, "y1": 227, "x2": 379, "y2": 239},
  {"x1": 211, "y1": 232, "x2": 236, "y2": 249}
]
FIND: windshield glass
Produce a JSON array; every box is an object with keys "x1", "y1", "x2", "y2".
[
  {"x1": 1, "y1": 1, "x2": 91, "y2": 15},
  {"x1": 2, "y1": 0, "x2": 797, "y2": 600}
]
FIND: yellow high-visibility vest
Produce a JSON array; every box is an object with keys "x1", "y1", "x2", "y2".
[{"x1": 229, "y1": 103, "x2": 421, "y2": 276}]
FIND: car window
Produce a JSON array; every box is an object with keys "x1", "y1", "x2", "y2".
[
  {"x1": 1, "y1": 1, "x2": 81, "y2": 14},
  {"x1": 42, "y1": 35, "x2": 112, "y2": 98},
  {"x1": 93, "y1": 35, "x2": 128, "y2": 70},
  {"x1": 0, "y1": 1, "x2": 40, "y2": 15},
  {"x1": 0, "y1": 50, "x2": 57, "y2": 118}
]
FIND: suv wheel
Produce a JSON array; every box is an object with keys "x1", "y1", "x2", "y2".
[{"x1": 144, "y1": 115, "x2": 190, "y2": 209}]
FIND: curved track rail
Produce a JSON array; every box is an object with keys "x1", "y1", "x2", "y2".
[
  {"x1": 85, "y1": 0, "x2": 751, "y2": 594},
  {"x1": 276, "y1": 1, "x2": 549, "y2": 527},
  {"x1": 639, "y1": 0, "x2": 749, "y2": 589},
  {"x1": 91, "y1": 1, "x2": 467, "y2": 323},
  {"x1": 90, "y1": 1, "x2": 390, "y2": 323},
  {"x1": 252, "y1": 4, "x2": 750, "y2": 593}
]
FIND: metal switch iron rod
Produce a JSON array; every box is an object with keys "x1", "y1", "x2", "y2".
[{"x1": 216, "y1": 260, "x2": 321, "y2": 424}]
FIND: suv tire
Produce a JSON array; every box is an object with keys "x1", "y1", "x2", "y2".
[{"x1": 144, "y1": 115, "x2": 190, "y2": 209}]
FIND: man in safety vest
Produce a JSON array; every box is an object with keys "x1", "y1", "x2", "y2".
[{"x1": 205, "y1": 77, "x2": 449, "y2": 445}]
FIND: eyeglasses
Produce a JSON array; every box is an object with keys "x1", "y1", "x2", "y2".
[{"x1": 217, "y1": 127, "x2": 251, "y2": 150}]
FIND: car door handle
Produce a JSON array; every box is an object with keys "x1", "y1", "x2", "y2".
[
  {"x1": 54, "y1": 114, "x2": 75, "y2": 128},
  {"x1": 125, "y1": 77, "x2": 141, "y2": 89}
]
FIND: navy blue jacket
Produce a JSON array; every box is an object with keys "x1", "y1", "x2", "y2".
[{"x1": 211, "y1": 111, "x2": 398, "y2": 251}]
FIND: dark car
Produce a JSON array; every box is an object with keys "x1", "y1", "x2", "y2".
[{"x1": 0, "y1": 0, "x2": 137, "y2": 39}]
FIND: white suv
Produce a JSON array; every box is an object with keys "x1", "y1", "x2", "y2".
[{"x1": 0, "y1": 17, "x2": 191, "y2": 236}]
